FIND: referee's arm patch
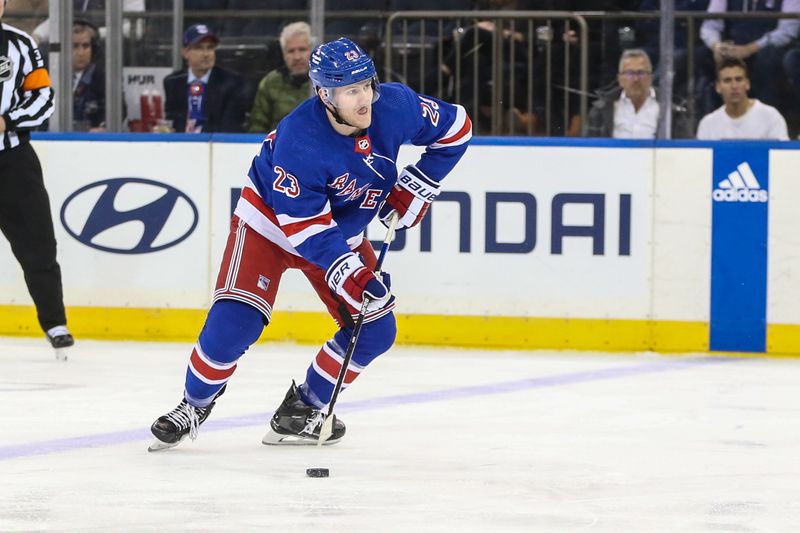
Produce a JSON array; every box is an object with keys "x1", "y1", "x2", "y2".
[{"x1": 22, "y1": 68, "x2": 51, "y2": 91}]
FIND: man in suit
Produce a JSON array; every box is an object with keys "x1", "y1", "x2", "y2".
[
  {"x1": 72, "y1": 20, "x2": 106, "y2": 131},
  {"x1": 163, "y1": 24, "x2": 247, "y2": 133}
]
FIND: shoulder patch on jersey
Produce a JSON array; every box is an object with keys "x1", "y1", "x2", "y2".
[{"x1": 354, "y1": 135, "x2": 371, "y2": 155}]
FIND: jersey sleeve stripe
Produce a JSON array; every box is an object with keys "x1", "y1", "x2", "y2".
[
  {"x1": 241, "y1": 186, "x2": 280, "y2": 225},
  {"x1": 284, "y1": 217, "x2": 337, "y2": 248},
  {"x1": 430, "y1": 105, "x2": 472, "y2": 149},
  {"x1": 7, "y1": 87, "x2": 54, "y2": 127},
  {"x1": 278, "y1": 210, "x2": 333, "y2": 237},
  {"x1": 274, "y1": 202, "x2": 332, "y2": 226},
  {"x1": 236, "y1": 186, "x2": 362, "y2": 257}
]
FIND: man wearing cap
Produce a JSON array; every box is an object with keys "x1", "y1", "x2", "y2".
[{"x1": 163, "y1": 24, "x2": 247, "y2": 133}]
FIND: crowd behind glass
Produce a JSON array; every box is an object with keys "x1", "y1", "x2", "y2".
[{"x1": 5, "y1": 0, "x2": 799, "y2": 139}]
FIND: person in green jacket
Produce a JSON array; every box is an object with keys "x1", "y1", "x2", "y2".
[{"x1": 248, "y1": 22, "x2": 313, "y2": 133}]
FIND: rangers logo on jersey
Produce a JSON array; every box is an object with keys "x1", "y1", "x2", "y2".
[{"x1": 0, "y1": 56, "x2": 13, "y2": 82}]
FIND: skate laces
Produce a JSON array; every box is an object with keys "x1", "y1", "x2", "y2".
[
  {"x1": 302, "y1": 410, "x2": 325, "y2": 437},
  {"x1": 165, "y1": 402, "x2": 202, "y2": 441}
]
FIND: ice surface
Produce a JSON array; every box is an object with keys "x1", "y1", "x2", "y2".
[{"x1": 1, "y1": 337, "x2": 799, "y2": 531}]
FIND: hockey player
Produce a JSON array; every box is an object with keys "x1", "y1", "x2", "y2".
[{"x1": 149, "y1": 38, "x2": 471, "y2": 451}]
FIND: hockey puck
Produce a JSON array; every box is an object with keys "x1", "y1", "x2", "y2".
[{"x1": 306, "y1": 468, "x2": 329, "y2": 478}]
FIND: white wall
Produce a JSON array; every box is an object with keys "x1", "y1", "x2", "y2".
[{"x1": 2, "y1": 139, "x2": 792, "y2": 335}]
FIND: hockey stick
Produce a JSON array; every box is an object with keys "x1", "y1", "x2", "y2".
[{"x1": 318, "y1": 212, "x2": 399, "y2": 444}]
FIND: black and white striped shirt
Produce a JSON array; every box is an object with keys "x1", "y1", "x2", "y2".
[{"x1": 0, "y1": 22, "x2": 54, "y2": 151}]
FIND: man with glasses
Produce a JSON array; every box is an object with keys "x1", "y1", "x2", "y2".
[{"x1": 585, "y1": 49, "x2": 662, "y2": 138}]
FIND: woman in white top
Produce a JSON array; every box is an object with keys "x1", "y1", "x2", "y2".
[{"x1": 696, "y1": 57, "x2": 789, "y2": 140}]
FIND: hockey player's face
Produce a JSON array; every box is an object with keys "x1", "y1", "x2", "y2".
[{"x1": 331, "y1": 80, "x2": 374, "y2": 129}]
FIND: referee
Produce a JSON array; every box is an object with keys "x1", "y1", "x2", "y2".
[{"x1": 1, "y1": 1, "x2": 73, "y2": 350}]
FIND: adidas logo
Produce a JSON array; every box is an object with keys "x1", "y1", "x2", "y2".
[{"x1": 712, "y1": 162, "x2": 768, "y2": 203}]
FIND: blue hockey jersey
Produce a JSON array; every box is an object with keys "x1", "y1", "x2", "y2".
[{"x1": 234, "y1": 82, "x2": 472, "y2": 272}]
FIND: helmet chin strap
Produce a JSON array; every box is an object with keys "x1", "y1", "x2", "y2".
[{"x1": 323, "y1": 100, "x2": 363, "y2": 136}]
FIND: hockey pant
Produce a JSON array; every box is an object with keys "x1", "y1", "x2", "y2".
[{"x1": 183, "y1": 217, "x2": 397, "y2": 408}]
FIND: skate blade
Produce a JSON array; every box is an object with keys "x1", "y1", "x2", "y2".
[
  {"x1": 147, "y1": 437, "x2": 182, "y2": 452},
  {"x1": 261, "y1": 428, "x2": 341, "y2": 446},
  {"x1": 54, "y1": 348, "x2": 69, "y2": 361}
]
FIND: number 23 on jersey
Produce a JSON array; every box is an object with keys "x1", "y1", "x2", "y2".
[{"x1": 273, "y1": 165, "x2": 300, "y2": 198}]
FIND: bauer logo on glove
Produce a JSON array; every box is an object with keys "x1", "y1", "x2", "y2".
[
  {"x1": 325, "y1": 252, "x2": 392, "y2": 312},
  {"x1": 327, "y1": 256, "x2": 355, "y2": 288},
  {"x1": 379, "y1": 164, "x2": 441, "y2": 230}
]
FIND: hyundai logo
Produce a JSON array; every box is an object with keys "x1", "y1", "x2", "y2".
[{"x1": 60, "y1": 177, "x2": 199, "y2": 254}]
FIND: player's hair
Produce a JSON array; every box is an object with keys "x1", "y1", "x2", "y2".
[
  {"x1": 618, "y1": 48, "x2": 652, "y2": 72},
  {"x1": 716, "y1": 57, "x2": 748, "y2": 80},
  {"x1": 73, "y1": 19, "x2": 101, "y2": 59},
  {"x1": 279, "y1": 21, "x2": 313, "y2": 51}
]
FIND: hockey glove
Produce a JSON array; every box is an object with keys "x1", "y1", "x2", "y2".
[
  {"x1": 326, "y1": 252, "x2": 391, "y2": 312},
  {"x1": 379, "y1": 164, "x2": 441, "y2": 230}
]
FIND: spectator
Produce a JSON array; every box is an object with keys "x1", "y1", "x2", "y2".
[
  {"x1": 248, "y1": 22, "x2": 313, "y2": 133},
  {"x1": 585, "y1": 48, "x2": 694, "y2": 138},
  {"x1": 72, "y1": 20, "x2": 106, "y2": 132},
  {"x1": 585, "y1": 49, "x2": 661, "y2": 138},
  {"x1": 699, "y1": 0, "x2": 800, "y2": 109},
  {"x1": 442, "y1": 0, "x2": 539, "y2": 134},
  {"x1": 696, "y1": 57, "x2": 788, "y2": 139},
  {"x1": 163, "y1": 24, "x2": 247, "y2": 133}
]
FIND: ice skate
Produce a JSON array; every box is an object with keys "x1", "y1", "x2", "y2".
[
  {"x1": 148, "y1": 385, "x2": 226, "y2": 452},
  {"x1": 46, "y1": 325, "x2": 74, "y2": 361},
  {"x1": 262, "y1": 381, "x2": 345, "y2": 446}
]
